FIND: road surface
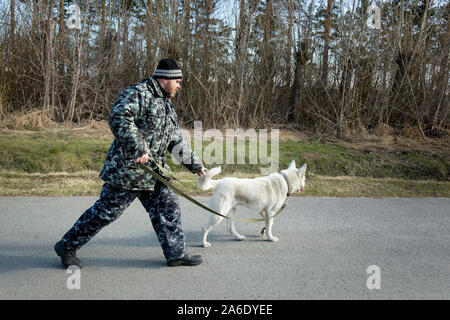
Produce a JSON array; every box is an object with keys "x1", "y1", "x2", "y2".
[{"x1": 0, "y1": 196, "x2": 449, "y2": 299}]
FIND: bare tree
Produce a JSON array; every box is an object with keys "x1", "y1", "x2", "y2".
[
  {"x1": 0, "y1": 0, "x2": 447, "y2": 137},
  {"x1": 321, "y1": 0, "x2": 333, "y2": 86},
  {"x1": 234, "y1": 0, "x2": 258, "y2": 126}
]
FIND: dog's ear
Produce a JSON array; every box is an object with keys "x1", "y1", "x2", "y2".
[
  {"x1": 288, "y1": 160, "x2": 296, "y2": 169},
  {"x1": 298, "y1": 163, "x2": 307, "y2": 174}
]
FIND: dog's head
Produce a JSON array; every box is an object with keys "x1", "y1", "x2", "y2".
[{"x1": 280, "y1": 160, "x2": 307, "y2": 195}]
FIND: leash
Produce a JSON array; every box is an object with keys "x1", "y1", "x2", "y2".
[{"x1": 137, "y1": 162, "x2": 287, "y2": 223}]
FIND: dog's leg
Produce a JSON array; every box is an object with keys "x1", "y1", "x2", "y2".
[
  {"x1": 259, "y1": 211, "x2": 266, "y2": 236},
  {"x1": 202, "y1": 214, "x2": 223, "y2": 248},
  {"x1": 260, "y1": 227, "x2": 266, "y2": 237},
  {"x1": 227, "y1": 208, "x2": 245, "y2": 241},
  {"x1": 202, "y1": 196, "x2": 227, "y2": 248},
  {"x1": 265, "y1": 213, "x2": 279, "y2": 242}
]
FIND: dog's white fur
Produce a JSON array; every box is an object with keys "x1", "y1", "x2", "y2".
[{"x1": 197, "y1": 160, "x2": 307, "y2": 248}]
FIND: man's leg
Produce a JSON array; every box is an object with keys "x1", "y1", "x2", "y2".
[
  {"x1": 55, "y1": 183, "x2": 137, "y2": 267},
  {"x1": 139, "y1": 181, "x2": 201, "y2": 266}
]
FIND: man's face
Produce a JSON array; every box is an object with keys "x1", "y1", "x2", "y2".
[{"x1": 160, "y1": 79, "x2": 181, "y2": 98}]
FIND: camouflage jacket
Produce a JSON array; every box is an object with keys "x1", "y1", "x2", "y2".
[{"x1": 99, "y1": 77, "x2": 203, "y2": 190}]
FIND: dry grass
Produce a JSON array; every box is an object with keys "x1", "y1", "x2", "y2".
[
  {"x1": 0, "y1": 170, "x2": 103, "y2": 196},
  {"x1": 1, "y1": 170, "x2": 448, "y2": 197},
  {"x1": 0, "y1": 112, "x2": 112, "y2": 138},
  {"x1": 1, "y1": 110, "x2": 57, "y2": 130},
  {"x1": 305, "y1": 174, "x2": 450, "y2": 198},
  {"x1": 330, "y1": 131, "x2": 450, "y2": 160}
]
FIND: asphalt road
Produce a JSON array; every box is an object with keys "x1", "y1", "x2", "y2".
[{"x1": 0, "y1": 196, "x2": 449, "y2": 300}]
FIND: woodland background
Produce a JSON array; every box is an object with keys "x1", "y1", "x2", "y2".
[{"x1": 0, "y1": 0, "x2": 448, "y2": 138}]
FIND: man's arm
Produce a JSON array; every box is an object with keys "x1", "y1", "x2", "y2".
[
  {"x1": 109, "y1": 88, "x2": 150, "y2": 162},
  {"x1": 168, "y1": 127, "x2": 205, "y2": 174}
]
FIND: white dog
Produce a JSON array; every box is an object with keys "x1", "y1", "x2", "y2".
[{"x1": 197, "y1": 160, "x2": 307, "y2": 248}]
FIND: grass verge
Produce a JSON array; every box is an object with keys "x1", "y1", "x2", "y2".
[{"x1": 0, "y1": 128, "x2": 448, "y2": 197}]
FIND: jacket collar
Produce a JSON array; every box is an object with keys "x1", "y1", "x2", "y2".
[{"x1": 147, "y1": 77, "x2": 169, "y2": 99}]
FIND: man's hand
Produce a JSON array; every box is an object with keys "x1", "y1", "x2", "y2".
[
  {"x1": 197, "y1": 167, "x2": 207, "y2": 177},
  {"x1": 135, "y1": 154, "x2": 149, "y2": 164}
]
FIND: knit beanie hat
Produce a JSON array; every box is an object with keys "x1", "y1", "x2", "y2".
[{"x1": 153, "y1": 59, "x2": 183, "y2": 80}]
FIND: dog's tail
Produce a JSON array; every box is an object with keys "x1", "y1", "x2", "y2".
[{"x1": 197, "y1": 166, "x2": 221, "y2": 190}]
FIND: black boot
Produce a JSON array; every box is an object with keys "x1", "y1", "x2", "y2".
[
  {"x1": 167, "y1": 254, "x2": 202, "y2": 267},
  {"x1": 54, "y1": 241, "x2": 84, "y2": 268}
]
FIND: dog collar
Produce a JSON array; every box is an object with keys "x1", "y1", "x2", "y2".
[{"x1": 280, "y1": 171, "x2": 292, "y2": 196}]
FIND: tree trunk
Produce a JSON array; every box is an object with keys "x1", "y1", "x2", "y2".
[
  {"x1": 261, "y1": 0, "x2": 274, "y2": 121},
  {"x1": 145, "y1": 0, "x2": 155, "y2": 74},
  {"x1": 289, "y1": 40, "x2": 311, "y2": 122},
  {"x1": 201, "y1": 0, "x2": 213, "y2": 83},
  {"x1": 321, "y1": 0, "x2": 333, "y2": 86},
  {"x1": 234, "y1": 0, "x2": 254, "y2": 126},
  {"x1": 10, "y1": 0, "x2": 15, "y2": 52},
  {"x1": 286, "y1": 0, "x2": 294, "y2": 86},
  {"x1": 100, "y1": 0, "x2": 106, "y2": 51},
  {"x1": 44, "y1": 20, "x2": 55, "y2": 114},
  {"x1": 67, "y1": 29, "x2": 82, "y2": 123}
]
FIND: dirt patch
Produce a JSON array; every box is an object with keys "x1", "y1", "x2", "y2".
[
  {"x1": 1, "y1": 110, "x2": 57, "y2": 130},
  {"x1": 0, "y1": 118, "x2": 113, "y2": 138},
  {"x1": 333, "y1": 134, "x2": 450, "y2": 158},
  {"x1": 70, "y1": 119, "x2": 112, "y2": 138}
]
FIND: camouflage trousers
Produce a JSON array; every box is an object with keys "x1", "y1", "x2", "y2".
[{"x1": 59, "y1": 181, "x2": 186, "y2": 262}]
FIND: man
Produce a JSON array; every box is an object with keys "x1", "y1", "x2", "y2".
[{"x1": 55, "y1": 59, "x2": 206, "y2": 267}]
